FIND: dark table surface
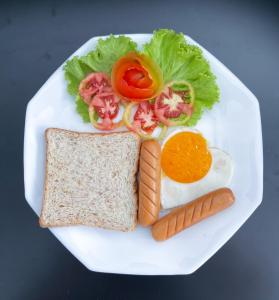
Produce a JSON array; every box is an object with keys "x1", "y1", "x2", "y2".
[{"x1": 1, "y1": 0, "x2": 279, "y2": 299}]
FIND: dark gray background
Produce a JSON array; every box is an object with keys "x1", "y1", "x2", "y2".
[{"x1": 1, "y1": 0, "x2": 278, "y2": 299}]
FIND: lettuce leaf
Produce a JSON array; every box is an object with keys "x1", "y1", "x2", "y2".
[
  {"x1": 186, "y1": 100, "x2": 203, "y2": 126},
  {"x1": 64, "y1": 57, "x2": 92, "y2": 96},
  {"x1": 80, "y1": 35, "x2": 137, "y2": 74},
  {"x1": 64, "y1": 35, "x2": 137, "y2": 121},
  {"x1": 143, "y1": 29, "x2": 186, "y2": 83},
  {"x1": 76, "y1": 95, "x2": 90, "y2": 123},
  {"x1": 143, "y1": 29, "x2": 219, "y2": 126},
  {"x1": 191, "y1": 73, "x2": 219, "y2": 109}
]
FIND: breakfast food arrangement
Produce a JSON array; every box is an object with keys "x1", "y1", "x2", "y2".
[
  {"x1": 64, "y1": 29, "x2": 220, "y2": 137},
  {"x1": 38, "y1": 29, "x2": 236, "y2": 241}
]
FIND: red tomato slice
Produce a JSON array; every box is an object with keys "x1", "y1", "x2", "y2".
[
  {"x1": 79, "y1": 72, "x2": 112, "y2": 104},
  {"x1": 112, "y1": 52, "x2": 163, "y2": 102},
  {"x1": 155, "y1": 87, "x2": 184, "y2": 118},
  {"x1": 123, "y1": 102, "x2": 167, "y2": 140},
  {"x1": 154, "y1": 81, "x2": 194, "y2": 126},
  {"x1": 134, "y1": 101, "x2": 159, "y2": 134},
  {"x1": 91, "y1": 92, "x2": 120, "y2": 119},
  {"x1": 123, "y1": 67, "x2": 153, "y2": 89},
  {"x1": 88, "y1": 92, "x2": 122, "y2": 131},
  {"x1": 89, "y1": 106, "x2": 123, "y2": 131}
]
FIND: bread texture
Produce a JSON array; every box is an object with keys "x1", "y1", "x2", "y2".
[{"x1": 39, "y1": 128, "x2": 141, "y2": 231}]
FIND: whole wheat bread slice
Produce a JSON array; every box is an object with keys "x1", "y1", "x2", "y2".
[{"x1": 39, "y1": 128, "x2": 140, "y2": 231}]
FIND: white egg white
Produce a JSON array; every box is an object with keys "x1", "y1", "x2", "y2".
[{"x1": 160, "y1": 130, "x2": 234, "y2": 210}]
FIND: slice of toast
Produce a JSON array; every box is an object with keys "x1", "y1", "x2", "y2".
[{"x1": 39, "y1": 128, "x2": 141, "y2": 231}]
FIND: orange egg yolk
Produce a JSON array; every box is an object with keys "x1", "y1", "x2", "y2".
[{"x1": 161, "y1": 131, "x2": 212, "y2": 183}]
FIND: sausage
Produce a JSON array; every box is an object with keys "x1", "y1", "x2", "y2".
[
  {"x1": 152, "y1": 188, "x2": 235, "y2": 241},
  {"x1": 138, "y1": 140, "x2": 161, "y2": 227}
]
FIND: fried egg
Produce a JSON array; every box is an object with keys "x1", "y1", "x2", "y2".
[{"x1": 160, "y1": 129, "x2": 234, "y2": 209}]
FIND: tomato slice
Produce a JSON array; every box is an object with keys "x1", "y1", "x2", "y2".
[
  {"x1": 123, "y1": 68, "x2": 152, "y2": 88},
  {"x1": 91, "y1": 92, "x2": 120, "y2": 119},
  {"x1": 112, "y1": 52, "x2": 163, "y2": 102},
  {"x1": 79, "y1": 72, "x2": 112, "y2": 104},
  {"x1": 123, "y1": 102, "x2": 167, "y2": 140},
  {"x1": 154, "y1": 81, "x2": 194, "y2": 126},
  {"x1": 89, "y1": 108, "x2": 123, "y2": 130},
  {"x1": 88, "y1": 92, "x2": 123, "y2": 130},
  {"x1": 134, "y1": 102, "x2": 159, "y2": 134}
]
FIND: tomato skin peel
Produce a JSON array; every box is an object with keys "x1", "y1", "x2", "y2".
[{"x1": 112, "y1": 52, "x2": 163, "y2": 102}]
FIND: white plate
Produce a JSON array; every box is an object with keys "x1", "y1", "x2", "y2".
[{"x1": 24, "y1": 34, "x2": 263, "y2": 275}]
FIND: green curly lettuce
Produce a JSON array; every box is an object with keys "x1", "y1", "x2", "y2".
[
  {"x1": 64, "y1": 35, "x2": 137, "y2": 122},
  {"x1": 143, "y1": 29, "x2": 219, "y2": 126},
  {"x1": 75, "y1": 95, "x2": 90, "y2": 122},
  {"x1": 64, "y1": 57, "x2": 92, "y2": 96},
  {"x1": 81, "y1": 35, "x2": 137, "y2": 74}
]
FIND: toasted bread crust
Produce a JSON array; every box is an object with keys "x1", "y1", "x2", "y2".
[{"x1": 138, "y1": 140, "x2": 161, "y2": 227}]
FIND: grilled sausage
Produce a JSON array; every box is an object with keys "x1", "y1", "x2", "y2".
[
  {"x1": 138, "y1": 140, "x2": 161, "y2": 226},
  {"x1": 152, "y1": 188, "x2": 235, "y2": 241}
]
